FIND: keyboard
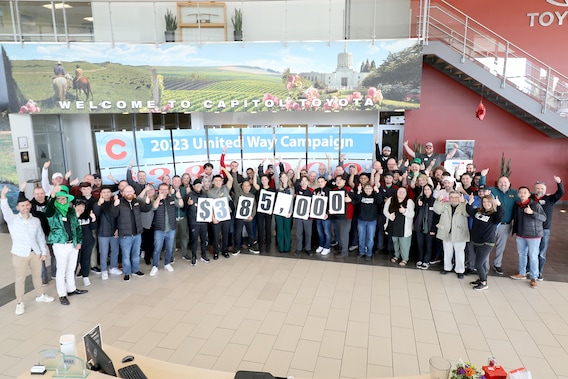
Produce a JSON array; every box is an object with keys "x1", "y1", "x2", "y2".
[{"x1": 118, "y1": 364, "x2": 148, "y2": 379}]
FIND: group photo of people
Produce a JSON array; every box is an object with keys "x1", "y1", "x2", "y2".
[{"x1": 2, "y1": 137, "x2": 564, "y2": 316}]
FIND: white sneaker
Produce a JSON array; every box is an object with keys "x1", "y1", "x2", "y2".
[
  {"x1": 109, "y1": 267, "x2": 123, "y2": 275},
  {"x1": 15, "y1": 302, "x2": 24, "y2": 315},
  {"x1": 164, "y1": 264, "x2": 174, "y2": 272},
  {"x1": 316, "y1": 246, "x2": 323, "y2": 253},
  {"x1": 83, "y1": 277, "x2": 91, "y2": 286},
  {"x1": 35, "y1": 294, "x2": 54, "y2": 303},
  {"x1": 149, "y1": 266, "x2": 158, "y2": 277},
  {"x1": 101, "y1": 271, "x2": 109, "y2": 280},
  {"x1": 321, "y1": 248, "x2": 330, "y2": 256}
]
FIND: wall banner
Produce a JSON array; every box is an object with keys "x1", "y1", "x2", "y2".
[
  {"x1": 95, "y1": 127, "x2": 376, "y2": 184},
  {"x1": 1, "y1": 40, "x2": 422, "y2": 114}
]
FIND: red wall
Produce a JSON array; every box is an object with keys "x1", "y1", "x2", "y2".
[
  {"x1": 442, "y1": 0, "x2": 567, "y2": 74},
  {"x1": 404, "y1": 64, "x2": 568, "y2": 197}
]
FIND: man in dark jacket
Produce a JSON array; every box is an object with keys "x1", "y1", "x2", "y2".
[
  {"x1": 149, "y1": 183, "x2": 184, "y2": 276},
  {"x1": 529, "y1": 176, "x2": 564, "y2": 281},
  {"x1": 126, "y1": 160, "x2": 148, "y2": 195},
  {"x1": 509, "y1": 186, "x2": 546, "y2": 289},
  {"x1": 187, "y1": 179, "x2": 210, "y2": 265},
  {"x1": 111, "y1": 185, "x2": 153, "y2": 281},
  {"x1": 92, "y1": 186, "x2": 120, "y2": 280}
]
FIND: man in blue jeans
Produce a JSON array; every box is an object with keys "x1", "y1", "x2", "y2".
[
  {"x1": 509, "y1": 187, "x2": 546, "y2": 289},
  {"x1": 111, "y1": 185, "x2": 153, "y2": 281},
  {"x1": 150, "y1": 183, "x2": 184, "y2": 277},
  {"x1": 528, "y1": 176, "x2": 564, "y2": 281}
]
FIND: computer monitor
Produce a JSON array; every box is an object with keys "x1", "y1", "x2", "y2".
[{"x1": 83, "y1": 333, "x2": 117, "y2": 376}]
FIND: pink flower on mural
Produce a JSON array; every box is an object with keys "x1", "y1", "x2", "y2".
[
  {"x1": 352, "y1": 91, "x2": 362, "y2": 100},
  {"x1": 366, "y1": 87, "x2": 383, "y2": 103},
  {"x1": 19, "y1": 100, "x2": 41, "y2": 114},
  {"x1": 286, "y1": 82, "x2": 294, "y2": 90},
  {"x1": 263, "y1": 93, "x2": 274, "y2": 101}
]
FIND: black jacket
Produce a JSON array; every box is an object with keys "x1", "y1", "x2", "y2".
[
  {"x1": 466, "y1": 204, "x2": 504, "y2": 244},
  {"x1": 352, "y1": 191, "x2": 383, "y2": 221},
  {"x1": 187, "y1": 190, "x2": 207, "y2": 223},
  {"x1": 111, "y1": 198, "x2": 153, "y2": 236},
  {"x1": 152, "y1": 195, "x2": 179, "y2": 231},
  {"x1": 532, "y1": 182, "x2": 564, "y2": 229},
  {"x1": 21, "y1": 192, "x2": 50, "y2": 236},
  {"x1": 512, "y1": 199, "x2": 546, "y2": 238},
  {"x1": 93, "y1": 200, "x2": 117, "y2": 237},
  {"x1": 413, "y1": 195, "x2": 438, "y2": 235}
]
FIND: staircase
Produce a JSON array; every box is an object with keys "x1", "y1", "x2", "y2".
[{"x1": 420, "y1": 1, "x2": 568, "y2": 138}]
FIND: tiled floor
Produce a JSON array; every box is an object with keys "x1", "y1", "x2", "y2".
[{"x1": 1, "y1": 205, "x2": 567, "y2": 379}]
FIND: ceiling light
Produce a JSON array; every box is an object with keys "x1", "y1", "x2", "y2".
[
  {"x1": 83, "y1": 17, "x2": 93, "y2": 22},
  {"x1": 42, "y1": 3, "x2": 72, "y2": 10}
]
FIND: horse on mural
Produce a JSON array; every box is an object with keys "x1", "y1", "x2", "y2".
[
  {"x1": 74, "y1": 76, "x2": 94, "y2": 101},
  {"x1": 53, "y1": 76, "x2": 69, "y2": 102}
]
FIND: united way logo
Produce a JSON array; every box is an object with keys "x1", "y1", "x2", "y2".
[{"x1": 546, "y1": 0, "x2": 568, "y2": 6}]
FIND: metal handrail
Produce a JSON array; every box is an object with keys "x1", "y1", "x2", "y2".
[{"x1": 423, "y1": 0, "x2": 568, "y2": 117}]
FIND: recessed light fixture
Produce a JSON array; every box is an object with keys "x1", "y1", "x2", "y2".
[
  {"x1": 83, "y1": 16, "x2": 93, "y2": 22},
  {"x1": 42, "y1": 3, "x2": 72, "y2": 9}
]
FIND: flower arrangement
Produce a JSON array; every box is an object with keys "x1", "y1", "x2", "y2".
[{"x1": 450, "y1": 360, "x2": 485, "y2": 379}]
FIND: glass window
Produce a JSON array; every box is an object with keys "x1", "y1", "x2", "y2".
[
  {"x1": 17, "y1": 1, "x2": 56, "y2": 42},
  {"x1": 134, "y1": 113, "x2": 149, "y2": 129},
  {"x1": 114, "y1": 113, "x2": 134, "y2": 131},
  {"x1": 90, "y1": 114, "x2": 112, "y2": 131},
  {"x1": 0, "y1": 1, "x2": 15, "y2": 41},
  {"x1": 32, "y1": 114, "x2": 65, "y2": 173},
  {"x1": 64, "y1": 2, "x2": 93, "y2": 42}
]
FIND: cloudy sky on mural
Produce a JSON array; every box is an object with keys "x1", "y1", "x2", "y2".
[{"x1": 3, "y1": 39, "x2": 416, "y2": 72}]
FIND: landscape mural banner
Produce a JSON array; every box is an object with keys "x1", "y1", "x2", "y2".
[
  {"x1": 95, "y1": 126, "x2": 375, "y2": 184},
  {"x1": 1, "y1": 39, "x2": 422, "y2": 115}
]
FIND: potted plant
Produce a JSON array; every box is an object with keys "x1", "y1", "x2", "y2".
[
  {"x1": 231, "y1": 8, "x2": 243, "y2": 41},
  {"x1": 164, "y1": 9, "x2": 177, "y2": 42}
]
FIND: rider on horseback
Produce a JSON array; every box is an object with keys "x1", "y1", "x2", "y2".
[
  {"x1": 73, "y1": 64, "x2": 83, "y2": 90},
  {"x1": 54, "y1": 61, "x2": 66, "y2": 77}
]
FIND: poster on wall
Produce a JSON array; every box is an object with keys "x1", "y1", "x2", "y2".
[
  {"x1": 1, "y1": 40, "x2": 422, "y2": 114},
  {"x1": 443, "y1": 139, "x2": 475, "y2": 178}
]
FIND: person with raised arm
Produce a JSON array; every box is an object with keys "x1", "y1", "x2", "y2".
[{"x1": 1, "y1": 186, "x2": 54, "y2": 315}]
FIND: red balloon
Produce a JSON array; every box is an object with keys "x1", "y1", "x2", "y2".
[{"x1": 476, "y1": 100, "x2": 486, "y2": 120}]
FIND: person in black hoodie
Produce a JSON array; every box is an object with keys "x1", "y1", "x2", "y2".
[
  {"x1": 92, "y1": 186, "x2": 120, "y2": 280},
  {"x1": 353, "y1": 183, "x2": 383, "y2": 261},
  {"x1": 414, "y1": 184, "x2": 438, "y2": 270},
  {"x1": 187, "y1": 179, "x2": 210, "y2": 265},
  {"x1": 19, "y1": 183, "x2": 55, "y2": 285},
  {"x1": 466, "y1": 194, "x2": 504, "y2": 291},
  {"x1": 73, "y1": 199, "x2": 97, "y2": 287}
]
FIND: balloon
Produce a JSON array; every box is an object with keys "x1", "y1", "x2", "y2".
[{"x1": 476, "y1": 100, "x2": 486, "y2": 120}]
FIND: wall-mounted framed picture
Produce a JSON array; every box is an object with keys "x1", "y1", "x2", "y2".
[{"x1": 20, "y1": 151, "x2": 30, "y2": 163}]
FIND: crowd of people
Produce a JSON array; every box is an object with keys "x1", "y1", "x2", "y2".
[{"x1": 1, "y1": 140, "x2": 564, "y2": 314}]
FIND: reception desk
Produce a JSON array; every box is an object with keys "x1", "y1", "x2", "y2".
[{"x1": 16, "y1": 344, "x2": 430, "y2": 379}]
